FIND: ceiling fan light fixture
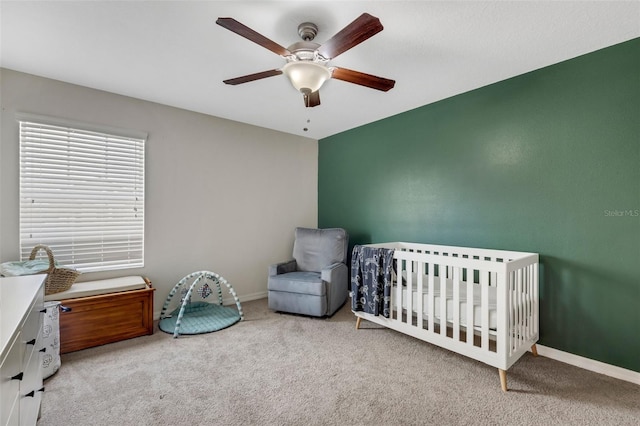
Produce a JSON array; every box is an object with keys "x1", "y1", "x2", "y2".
[
  {"x1": 282, "y1": 61, "x2": 331, "y2": 93},
  {"x1": 217, "y1": 14, "x2": 395, "y2": 107}
]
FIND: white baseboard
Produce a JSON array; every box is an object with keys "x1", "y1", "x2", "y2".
[
  {"x1": 535, "y1": 344, "x2": 640, "y2": 385},
  {"x1": 153, "y1": 291, "x2": 267, "y2": 320},
  {"x1": 234, "y1": 291, "x2": 268, "y2": 304}
]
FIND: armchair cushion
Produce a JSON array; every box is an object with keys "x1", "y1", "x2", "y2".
[
  {"x1": 293, "y1": 227, "x2": 348, "y2": 272},
  {"x1": 268, "y1": 271, "x2": 324, "y2": 296}
]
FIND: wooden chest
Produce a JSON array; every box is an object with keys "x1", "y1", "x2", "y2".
[{"x1": 48, "y1": 276, "x2": 155, "y2": 354}]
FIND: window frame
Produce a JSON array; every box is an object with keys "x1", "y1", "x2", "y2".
[{"x1": 18, "y1": 113, "x2": 147, "y2": 273}]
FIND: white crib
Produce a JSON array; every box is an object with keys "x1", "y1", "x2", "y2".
[{"x1": 353, "y1": 242, "x2": 539, "y2": 391}]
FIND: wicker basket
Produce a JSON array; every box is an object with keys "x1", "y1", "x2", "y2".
[{"x1": 29, "y1": 244, "x2": 80, "y2": 295}]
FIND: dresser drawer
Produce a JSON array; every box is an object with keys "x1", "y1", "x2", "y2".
[
  {"x1": 21, "y1": 292, "x2": 44, "y2": 350},
  {"x1": 0, "y1": 275, "x2": 45, "y2": 426},
  {"x1": 21, "y1": 315, "x2": 43, "y2": 378},
  {"x1": 20, "y1": 342, "x2": 44, "y2": 426},
  {"x1": 1, "y1": 333, "x2": 23, "y2": 426}
]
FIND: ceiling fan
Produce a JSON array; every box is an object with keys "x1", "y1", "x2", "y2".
[{"x1": 216, "y1": 13, "x2": 395, "y2": 107}]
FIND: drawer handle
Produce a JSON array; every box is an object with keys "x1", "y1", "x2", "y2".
[
  {"x1": 60, "y1": 305, "x2": 72, "y2": 313},
  {"x1": 24, "y1": 387, "x2": 45, "y2": 397},
  {"x1": 39, "y1": 347, "x2": 47, "y2": 353},
  {"x1": 11, "y1": 372, "x2": 24, "y2": 381},
  {"x1": 26, "y1": 338, "x2": 36, "y2": 345}
]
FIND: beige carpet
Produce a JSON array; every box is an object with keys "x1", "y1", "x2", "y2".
[{"x1": 38, "y1": 298, "x2": 639, "y2": 425}]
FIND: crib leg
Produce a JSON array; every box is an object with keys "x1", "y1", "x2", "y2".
[
  {"x1": 498, "y1": 369, "x2": 508, "y2": 392},
  {"x1": 531, "y1": 344, "x2": 538, "y2": 357},
  {"x1": 355, "y1": 317, "x2": 362, "y2": 330}
]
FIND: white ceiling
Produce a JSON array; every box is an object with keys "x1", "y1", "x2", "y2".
[{"x1": 1, "y1": 1, "x2": 638, "y2": 140}]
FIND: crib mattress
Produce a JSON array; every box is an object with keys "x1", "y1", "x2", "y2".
[{"x1": 400, "y1": 277, "x2": 497, "y2": 329}]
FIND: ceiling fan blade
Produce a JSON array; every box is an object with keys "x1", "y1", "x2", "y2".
[
  {"x1": 316, "y1": 13, "x2": 383, "y2": 60},
  {"x1": 303, "y1": 91, "x2": 321, "y2": 108},
  {"x1": 216, "y1": 17, "x2": 291, "y2": 57},
  {"x1": 332, "y1": 67, "x2": 395, "y2": 92},
  {"x1": 223, "y1": 69, "x2": 283, "y2": 85}
]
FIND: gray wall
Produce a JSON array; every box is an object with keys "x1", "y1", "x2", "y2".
[{"x1": 0, "y1": 69, "x2": 318, "y2": 313}]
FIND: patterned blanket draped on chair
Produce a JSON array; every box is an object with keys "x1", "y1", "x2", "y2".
[{"x1": 350, "y1": 245, "x2": 395, "y2": 318}]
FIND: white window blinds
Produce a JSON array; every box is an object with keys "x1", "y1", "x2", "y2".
[{"x1": 19, "y1": 117, "x2": 145, "y2": 273}]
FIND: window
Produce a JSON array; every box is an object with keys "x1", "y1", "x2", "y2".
[{"x1": 19, "y1": 114, "x2": 146, "y2": 273}]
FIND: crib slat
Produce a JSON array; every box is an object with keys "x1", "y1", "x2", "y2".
[
  {"x1": 524, "y1": 266, "x2": 530, "y2": 340},
  {"x1": 528, "y1": 266, "x2": 534, "y2": 338},
  {"x1": 439, "y1": 263, "x2": 447, "y2": 337},
  {"x1": 514, "y1": 270, "x2": 520, "y2": 353},
  {"x1": 481, "y1": 270, "x2": 489, "y2": 350},
  {"x1": 427, "y1": 263, "x2": 435, "y2": 334},
  {"x1": 508, "y1": 271, "x2": 514, "y2": 355},
  {"x1": 531, "y1": 262, "x2": 540, "y2": 336},
  {"x1": 527, "y1": 265, "x2": 535, "y2": 339},
  {"x1": 417, "y1": 261, "x2": 424, "y2": 329},
  {"x1": 389, "y1": 263, "x2": 395, "y2": 320},
  {"x1": 452, "y1": 266, "x2": 460, "y2": 341},
  {"x1": 466, "y1": 269, "x2": 474, "y2": 346},
  {"x1": 396, "y1": 259, "x2": 403, "y2": 321},
  {"x1": 528, "y1": 267, "x2": 532, "y2": 339},
  {"x1": 506, "y1": 272, "x2": 516, "y2": 356},
  {"x1": 406, "y1": 260, "x2": 414, "y2": 326},
  {"x1": 517, "y1": 268, "x2": 523, "y2": 350}
]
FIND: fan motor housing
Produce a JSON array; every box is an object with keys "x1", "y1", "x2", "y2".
[{"x1": 286, "y1": 41, "x2": 321, "y2": 62}]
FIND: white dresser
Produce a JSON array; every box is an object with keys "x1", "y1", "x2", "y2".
[{"x1": 0, "y1": 275, "x2": 45, "y2": 426}]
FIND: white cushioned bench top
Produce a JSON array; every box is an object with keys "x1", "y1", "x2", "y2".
[{"x1": 44, "y1": 275, "x2": 147, "y2": 301}]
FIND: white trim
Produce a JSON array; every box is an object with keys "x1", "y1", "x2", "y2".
[
  {"x1": 19, "y1": 118, "x2": 145, "y2": 272},
  {"x1": 15, "y1": 112, "x2": 148, "y2": 141},
  {"x1": 535, "y1": 344, "x2": 640, "y2": 385},
  {"x1": 233, "y1": 291, "x2": 269, "y2": 304}
]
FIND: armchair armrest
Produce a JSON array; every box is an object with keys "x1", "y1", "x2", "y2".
[
  {"x1": 322, "y1": 262, "x2": 349, "y2": 316},
  {"x1": 321, "y1": 262, "x2": 346, "y2": 283},
  {"x1": 269, "y1": 259, "x2": 297, "y2": 276}
]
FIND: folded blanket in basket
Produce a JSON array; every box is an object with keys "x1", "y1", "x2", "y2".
[{"x1": 0, "y1": 259, "x2": 60, "y2": 277}]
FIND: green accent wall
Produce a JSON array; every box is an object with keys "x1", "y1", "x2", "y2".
[{"x1": 319, "y1": 39, "x2": 640, "y2": 372}]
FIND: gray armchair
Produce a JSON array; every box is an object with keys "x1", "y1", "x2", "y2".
[{"x1": 268, "y1": 227, "x2": 349, "y2": 317}]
